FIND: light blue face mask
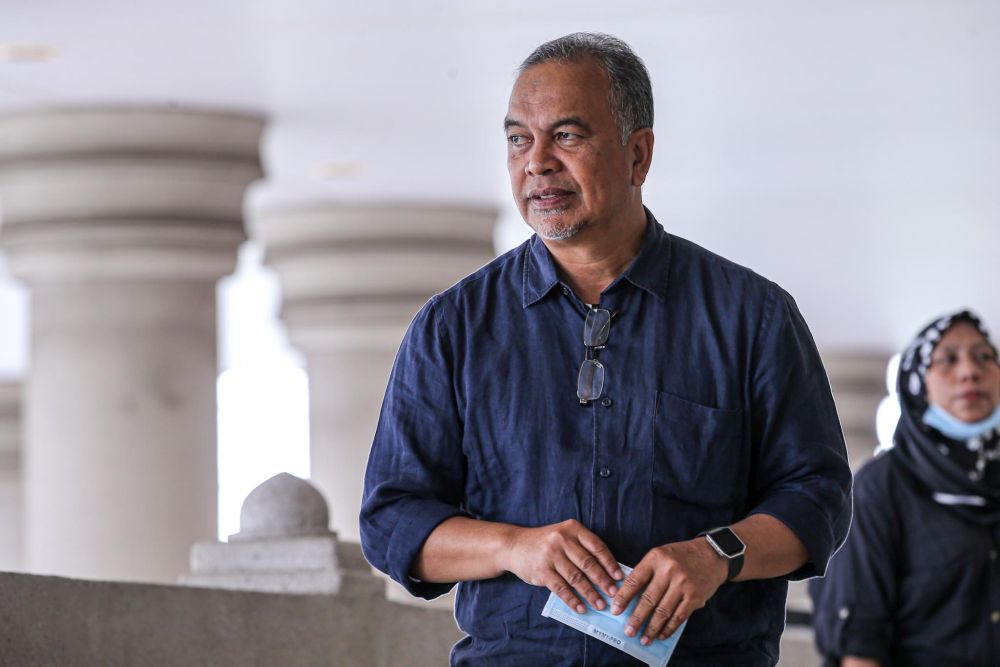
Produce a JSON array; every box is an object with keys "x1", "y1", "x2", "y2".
[
  {"x1": 541, "y1": 563, "x2": 686, "y2": 666},
  {"x1": 923, "y1": 402, "x2": 1000, "y2": 441}
]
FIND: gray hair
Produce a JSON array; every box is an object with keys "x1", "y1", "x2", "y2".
[{"x1": 518, "y1": 32, "x2": 653, "y2": 144}]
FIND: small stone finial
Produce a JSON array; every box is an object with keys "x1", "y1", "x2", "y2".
[
  {"x1": 183, "y1": 473, "x2": 377, "y2": 595},
  {"x1": 232, "y1": 473, "x2": 331, "y2": 541}
]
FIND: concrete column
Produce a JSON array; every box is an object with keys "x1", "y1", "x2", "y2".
[
  {"x1": 0, "y1": 381, "x2": 21, "y2": 571},
  {"x1": 823, "y1": 351, "x2": 891, "y2": 471},
  {"x1": 0, "y1": 108, "x2": 264, "y2": 582},
  {"x1": 254, "y1": 203, "x2": 496, "y2": 540}
]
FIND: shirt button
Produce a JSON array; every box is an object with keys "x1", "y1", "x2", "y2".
[
  {"x1": 598, "y1": 467, "x2": 612, "y2": 478},
  {"x1": 990, "y1": 549, "x2": 998, "y2": 561},
  {"x1": 838, "y1": 607, "x2": 850, "y2": 620},
  {"x1": 992, "y1": 611, "x2": 1000, "y2": 624},
  {"x1": 562, "y1": 287, "x2": 570, "y2": 296},
  {"x1": 601, "y1": 397, "x2": 613, "y2": 407}
]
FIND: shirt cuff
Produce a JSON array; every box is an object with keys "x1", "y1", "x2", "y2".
[
  {"x1": 385, "y1": 499, "x2": 470, "y2": 600},
  {"x1": 749, "y1": 493, "x2": 841, "y2": 580}
]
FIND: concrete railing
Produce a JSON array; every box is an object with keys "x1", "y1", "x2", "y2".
[{"x1": 0, "y1": 570, "x2": 462, "y2": 667}]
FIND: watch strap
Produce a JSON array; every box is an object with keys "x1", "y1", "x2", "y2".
[{"x1": 724, "y1": 551, "x2": 743, "y2": 581}]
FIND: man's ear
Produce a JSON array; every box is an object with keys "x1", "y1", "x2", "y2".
[{"x1": 629, "y1": 128, "x2": 654, "y2": 187}]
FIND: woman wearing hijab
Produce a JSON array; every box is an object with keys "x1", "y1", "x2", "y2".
[{"x1": 810, "y1": 310, "x2": 1000, "y2": 667}]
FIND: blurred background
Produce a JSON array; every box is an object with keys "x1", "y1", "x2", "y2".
[{"x1": 0, "y1": 1, "x2": 997, "y2": 664}]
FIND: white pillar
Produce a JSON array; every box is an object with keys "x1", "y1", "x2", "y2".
[
  {"x1": 823, "y1": 351, "x2": 891, "y2": 470},
  {"x1": 0, "y1": 108, "x2": 265, "y2": 582},
  {"x1": 254, "y1": 203, "x2": 496, "y2": 540},
  {"x1": 0, "y1": 381, "x2": 21, "y2": 571}
]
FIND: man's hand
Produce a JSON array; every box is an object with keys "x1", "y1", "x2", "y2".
[
  {"x1": 610, "y1": 537, "x2": 728, "y2": 645},
  {"x1": 500, "y1": 519, "x2": 623, "y2": 614}
]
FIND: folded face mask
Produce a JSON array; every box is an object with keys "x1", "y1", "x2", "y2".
[{"x1": 541, "y1": 563, "x2": 687, "y2": 667}]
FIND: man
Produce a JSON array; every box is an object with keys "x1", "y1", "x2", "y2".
[{"x1": 360, "y1": 32, "x2": 851, "y2": 666}]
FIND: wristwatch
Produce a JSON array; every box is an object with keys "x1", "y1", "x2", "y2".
[{"x1": 702, "y1": 526, "x2": 746, "y2": 581}]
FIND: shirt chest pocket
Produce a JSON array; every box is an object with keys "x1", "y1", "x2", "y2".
[{"x1": 652, "y1": 391, "x2": 746, "y2": 509}]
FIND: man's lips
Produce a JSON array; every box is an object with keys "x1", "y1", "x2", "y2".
[{"x1": 527, "y1": 188, "x2": 575, "y2": 208}]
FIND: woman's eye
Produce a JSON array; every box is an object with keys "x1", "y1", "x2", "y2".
[
  {"x1": 974, "y1": 350, "x2": 998, "y2": 364},
  {"x1": 933, "y1": 354, "x2": 957, "y2": 367}
]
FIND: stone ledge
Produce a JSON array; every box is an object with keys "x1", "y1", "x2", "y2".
[
  {"x1": 0, "y1": 107, "x2": 266, "y2": 163},
  {"x1": 189, "y1": 535, "x2": 341, "y2": 574}
]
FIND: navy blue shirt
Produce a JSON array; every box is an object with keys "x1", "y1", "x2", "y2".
[
  {"x1": 810, "y1": 450, "x2": 1000, "y2": 666},
  {"x1": 361, "y1": 214, "x2": 852, "y2": 666}
]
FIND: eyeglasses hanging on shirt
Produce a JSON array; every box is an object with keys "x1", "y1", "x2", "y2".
[{"x1": 578, "y1": 307, "x2": 612, "y2": 404}]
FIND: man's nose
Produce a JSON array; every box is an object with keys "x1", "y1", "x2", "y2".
[{"x1": 526, "y1": 139, "x2": 560, "y2": 176}]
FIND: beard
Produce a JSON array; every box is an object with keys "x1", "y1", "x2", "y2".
[{"x1": 529, "y1": 210, "x2": 588, "y2": 241}]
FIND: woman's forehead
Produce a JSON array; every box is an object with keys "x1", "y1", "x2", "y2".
[{"x1": 937, "y1": 321, "x2": 990, "y2": 346}]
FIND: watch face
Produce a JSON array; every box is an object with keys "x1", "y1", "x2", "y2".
[{"x1": 709, "y1": 528, "x2": 745, "y2": 557}]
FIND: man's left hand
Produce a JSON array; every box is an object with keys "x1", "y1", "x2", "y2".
[{"x1": 610, "y1": 537, "x2": 728, "y2": 645}]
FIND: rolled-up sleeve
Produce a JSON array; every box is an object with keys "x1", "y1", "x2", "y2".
[
  {"x1": 747, "y1": 285, "x2": 853, "y2": 579},
  {"x1": 359, "y1": 298, "x2": 469, "y2": 599}
]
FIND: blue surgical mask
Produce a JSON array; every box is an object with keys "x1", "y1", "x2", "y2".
[
  {"x1": 923, "y1": 402, "x2": 1000, "y2": 441},
  {"x1": 541, "y1": 563, "x2": 685, "y2": 667}
]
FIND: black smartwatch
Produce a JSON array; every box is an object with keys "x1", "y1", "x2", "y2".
[{"x1": 702, "y1": 526, "x2": 746, "y2": 581}]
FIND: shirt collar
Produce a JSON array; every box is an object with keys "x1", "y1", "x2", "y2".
[
  {"x1": 619, "y1": 208, "x2": 671, "y2": 300},
  {"x1": 521, "y1": 207, "x2": 672, "y2": 308},
  {"x1": 521, "y1": 233, "x2": 563, "y2": 308}
]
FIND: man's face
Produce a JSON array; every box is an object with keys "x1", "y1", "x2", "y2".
[{"x1": 505, "y1": 58, "x2": 643, "y2": 241}]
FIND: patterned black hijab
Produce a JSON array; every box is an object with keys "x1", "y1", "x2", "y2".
[{"x1": 893, "y1": 310, "x2": 1000, "y2": 525}]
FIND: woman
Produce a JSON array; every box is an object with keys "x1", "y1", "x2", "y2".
[{"x1": 810, "y1": 310, "x2": 1000, "y2": 666}]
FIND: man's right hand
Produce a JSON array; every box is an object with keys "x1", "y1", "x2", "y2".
[{"x1": 499, "y1": 519, "x2": 623, "y2": 614}]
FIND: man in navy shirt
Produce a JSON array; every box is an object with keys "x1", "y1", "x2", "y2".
[{"x1": 360, "y1": 32, "x2": 851, "y2": 666}]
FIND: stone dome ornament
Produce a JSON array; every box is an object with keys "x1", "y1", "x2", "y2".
[
  {"x1": 183, "y1": 472, "x2": 378, "y2": 595},
  {"x1": 232, "y1": 472, "x2": 332, "y2": 541}
]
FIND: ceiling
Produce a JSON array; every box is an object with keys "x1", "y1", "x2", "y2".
[{"x1": 2, "y1": 0, "x2": 999, "y2": 356}]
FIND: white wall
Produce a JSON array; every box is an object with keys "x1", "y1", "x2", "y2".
[{"x1": 0, "y1": 256, "x2": 27, "y2": 379}]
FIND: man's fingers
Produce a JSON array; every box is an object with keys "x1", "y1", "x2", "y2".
[
  {"x1": 620, "y1": 571, "x2": 666, "y2": 637},
  {"x1": 658, "y1": 598, "x2": 694, "y2": 640},
  {"x1": 576, "y1": 530, "x2": 623, "y2": 588},
  {"x1": 611, "y1": 566, "x2": 650, "y2": 615},
  {"x1": 640, "y1": 585, "x2": 683, "y2": 645},
  {"x1": 566, "y1": 539, "x2": 617, "y2": 599},
  {"x1": 554, "y1": 553, "x2": 606, "y2": 611},
  {"x1": 547, "y1": 571, "x2": 587, "y2": 614}
]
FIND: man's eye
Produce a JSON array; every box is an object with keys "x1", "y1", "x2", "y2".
[
  {"x1": 556, "y1": 132, "x2": 578, "y2": 142},
  {"x1": 508, "y1": 135, "x2": 528, "y2": 146}
]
